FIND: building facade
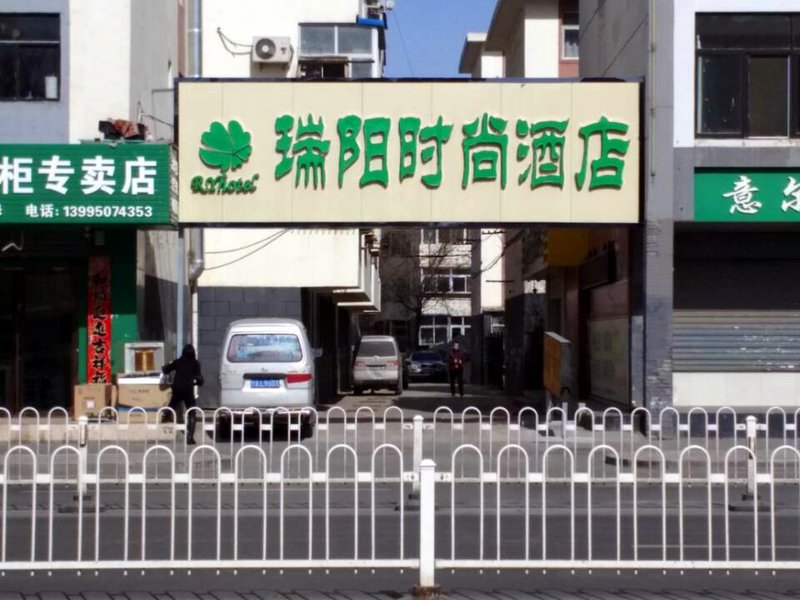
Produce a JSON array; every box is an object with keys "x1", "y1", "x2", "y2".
[
  {"x1": 582, "y1": 0, "x2": 800, "y2": 409},
  {"x1": 369, "y1": 227, "x2": 472, "y2": 359},
  {"x1": 0, "y1": 0, "x2": 179, "y2": 412},
  {"x1": 189, "y1": 0, "x2": 384, "y2": 405},
  {"x1": 459, "y1": 0, "x2": 633, "y2": 402}
]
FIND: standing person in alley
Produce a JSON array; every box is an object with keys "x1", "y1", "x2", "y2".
[
  {"x1": 447, "y1": 341, "x2": 466, "y2": 398},
  {"x1": 162, "y1": 344, "x2": 204, "y2": 445}
]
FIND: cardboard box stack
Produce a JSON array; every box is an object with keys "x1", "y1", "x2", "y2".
[
  {"x1": 73, "y1": 383, "x2": 114, "y2": 419},
  {"x1": 115, "y1": 375, "x2": 171, "y2": 423}
]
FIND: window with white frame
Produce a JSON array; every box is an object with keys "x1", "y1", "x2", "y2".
[
  {"x1": 299, "y1": 24, "x2": 374, "y2": 79},
  {"x1": 418, "y1": 315, "x2": 471, "y2": 346},
  {"x1": 0, "y1": 13, "x2": 60, "y2": 101},
  {"x1": 696, "y1": 13, "x2": 800, "y2": 137},
  {"x1": 420, "y1": 228, "x2": 469, "y2": 245},
  {"x1": 561, "y1": 12, "x2": 579, "y2": 60},
  {"x1": 422, "y1": 267, "x2": 471, "y2": 294}
]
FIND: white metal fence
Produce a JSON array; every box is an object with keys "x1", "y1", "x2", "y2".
[
  {"x1": 2, "y1": 436, "x2": 800, "y2": 586},
  {"x1": 2, "y1": 405, "x2": 799, "y2": 479}
]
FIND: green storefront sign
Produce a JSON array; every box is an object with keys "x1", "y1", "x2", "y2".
[
  {"x1": 0, "y1": 144, "x2": 171, "y2": 224},
  {"x1": 695, "y1": 170, "x2": 800, "y2": 222}
]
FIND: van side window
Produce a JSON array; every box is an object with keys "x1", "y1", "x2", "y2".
[{"x1": 227, "y1": 334, "x2": 303, "y2": 363}]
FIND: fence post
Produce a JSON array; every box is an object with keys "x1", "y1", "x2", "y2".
[
  {"x1": 78, "y1": 415, "x2": 89, "y2": 497},
  {"x1": 414, "y1": 459, "x2": 438, "y2": 596},
  {"x1": 746, "y1": 415, "x2": 757, "y2": 499},
  {"x1": 411, "y1": 414, "x2": 424, "y2": 498}
]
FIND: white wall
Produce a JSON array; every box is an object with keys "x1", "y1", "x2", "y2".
[
  {"x1": 480, "y1": 230, "x2": 504, "y2": 311},
  {"x1": 130, "y1": 0, "x2": 179, "y2": 142},
  {"x1": 523, "y1": 0, "x2": 559, "y2": 77},
  {"x1": 674, "y1": 372, "x2": 800, "y2": 408},
  {"x1": 69, "y1": 0, "x2": 132, "y2": 141},
  {"x1": 424, "y1": 297, "x2": 472, "y2": 317},
  {"x1": 199, "y1": 229, "x2": 361, "y2": 288},
  {"x1": 480, "y1": 53, "x2": 504, "y2": 78},
  {"x1": 202, "y1": 0, "x2": 361, "y2": 78}
]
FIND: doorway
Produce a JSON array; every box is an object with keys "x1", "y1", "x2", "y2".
[{"x1": 0, "y1": 267, "x2": 80, "y2": 412}]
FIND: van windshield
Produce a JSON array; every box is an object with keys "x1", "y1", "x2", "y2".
[
  {"x1": 227, "y1": 334, "x2": 302, "y2": 363},
  {"x1": 357, "y1": 340, "x2": 396, "y2": 357}
]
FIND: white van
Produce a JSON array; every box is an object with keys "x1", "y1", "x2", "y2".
[
  {"x1": 352, "y1": 335, "x2": 402, "y2": 396},
  {"x1": 219, "y1": 318, "x2": 318, "y2": 435}
]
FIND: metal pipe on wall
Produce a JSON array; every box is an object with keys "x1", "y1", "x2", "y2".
[{"x1": 182, "y1": 0, "x2": 205, "y2": 354}]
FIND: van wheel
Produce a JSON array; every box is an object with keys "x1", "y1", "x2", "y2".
[
  {"x1": 301, "y1": 419, "x2": 314, "y2": 439},
  {"x1": 353, "y1": 386, "x2": 363, "y2": 396},
  {"x1": 394, "y1": 382, "x2": 403, "y2": 396}
]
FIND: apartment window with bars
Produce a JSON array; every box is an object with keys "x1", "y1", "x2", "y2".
[{"x1": 696, "y1": 13, "x2": 800, "y2": 137}]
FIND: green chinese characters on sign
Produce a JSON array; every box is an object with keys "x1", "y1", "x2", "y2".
[
  {"x1": 574, "y1": 116, "x2": 630, "y2": 190},
  {"x1": 337, "y1": 115, "x2": 390, "y2": 188},
  {"x1": 462, "y1": 113, "x2": 508, "y2": 189},
  {"x1": 516, "y1": 119, "x2": 569, "y2": 189},
  {"x1": 274, "y1": 114, "x2": 331, "y2": 189},
  {"x1": 398, "y1": 116, "x2": 453, "y2": 189}
]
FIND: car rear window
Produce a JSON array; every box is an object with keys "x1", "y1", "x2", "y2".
[
  {"x1": 227, "y1": 334, "x2": 303, "y2": 363},
  {"x1": 412, "y1": 352, "x2": 441, "y2": 361},
  {"x1": 357, "y1": 340, "x2": 396, "y2": 357}
]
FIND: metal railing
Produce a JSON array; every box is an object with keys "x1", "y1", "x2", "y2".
[
  {"x1": 2, "y1": 405, "x2": 800, "y2": 479},
  {"x1": 2, "y1": 438, "x2": 800, "y2": 587}
]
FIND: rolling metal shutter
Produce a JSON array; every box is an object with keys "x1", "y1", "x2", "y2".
[{"x1": 673, "y1": 310, "x2": 800, "y2": 372}]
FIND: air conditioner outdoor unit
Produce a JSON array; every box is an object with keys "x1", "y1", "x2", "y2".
[{"x1": 252, "y1": 37, "x2": 293, "y2": 64}]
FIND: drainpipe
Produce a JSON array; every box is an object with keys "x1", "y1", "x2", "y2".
[{"x1": 186, "y1": 0, "x2": 204, "y2": 353}]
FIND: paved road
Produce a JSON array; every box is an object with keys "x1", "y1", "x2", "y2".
[{"x1": 4, "y1": 570, "x2": 800, "y2": 598}]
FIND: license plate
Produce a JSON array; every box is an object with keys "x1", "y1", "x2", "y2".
[{"x1": 251, "y1": 379, "x2": 280, "y2": 389}]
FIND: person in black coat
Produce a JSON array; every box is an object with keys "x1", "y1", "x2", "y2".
[
  {"x1": 162, "y1": 344, "x2": 204, "y2": 444},
  {"x1": 447, "y1": 341, "x2": 466, "y2": 398}
]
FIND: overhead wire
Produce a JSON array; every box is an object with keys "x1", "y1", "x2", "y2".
[
  {"x1": 390, "y1": 9, "x2": 415, "y2": 76},
  {"x1": 203, "y1": 229, "x2": 289, "y2": 270},
  {"x1": 206, "y1": 230, "x2": 290, "y2": 254},
  {"x1": 217, "y1": 27, "x2": 253, "y2": 56}
]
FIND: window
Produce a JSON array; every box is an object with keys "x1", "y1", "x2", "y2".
[
  {"x1": 299, "y1": 24, "x2": 375, "y2": 80},
  {"x1": 299, "y1": 24, "x2": 373, "y2": 57},
  {"x1": 226, "y1": 334, "x2": 302, "y2": 363},
  {"x1": 0, "y1": 13, "x2": 60, "y2": 101},
  {"x1": 422, "y1": 267, "x2": 471, "y2": 294},
  {"x1": 696, "y1": 14, "x2": 800, "y2": 137},
  {"x1": 356, "y1": 340, "x2": 397, "y2": 357},
  {"x1": 418, "y1": 315, "x2": 472, "y2": 346},
  {"x1": 561, "y1": 12, "x2": 579, "y2": 60},
  {"x1": 420, "y1": 228, "x2": 469, "y2": 245},
  {"x1": 299, "y1": 61, "x2": 346, "y2": 80}
]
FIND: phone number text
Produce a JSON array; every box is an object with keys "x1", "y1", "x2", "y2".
[{"x1": 62, "y1": 205, "x2": 155, "y2": 219}]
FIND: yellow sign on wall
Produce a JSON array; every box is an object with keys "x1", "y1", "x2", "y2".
[{"x1": 177, "y1": 80, "x2": 640, "y2": 224}]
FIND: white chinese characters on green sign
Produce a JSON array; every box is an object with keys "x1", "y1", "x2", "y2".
[
  {"x1": 0, "y1": 145, "x2": 170, "y2": 224},
  {"x1": 695, "y1": 170, "x2": 800, "y2": 222}
]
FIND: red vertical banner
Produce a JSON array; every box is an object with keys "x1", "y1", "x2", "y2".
[{"x1": 87, "y1": 256, "x2": 112, "y2": 384}]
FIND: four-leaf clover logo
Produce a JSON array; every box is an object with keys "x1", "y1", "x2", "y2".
[{"x1": 199, "y1": 120, "x2": 252, "y2": 172}]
